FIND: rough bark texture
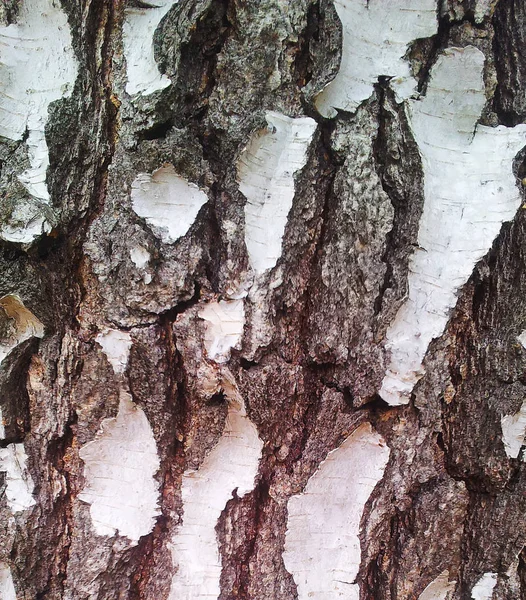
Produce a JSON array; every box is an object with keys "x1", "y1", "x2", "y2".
[{"x1": 1, "y1": 1, "x2": 526, "y2": 599}]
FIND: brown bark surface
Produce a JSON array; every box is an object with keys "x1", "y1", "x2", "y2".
[{"x1": 1, "y1": 1, "x2": 526, "y2": 599}]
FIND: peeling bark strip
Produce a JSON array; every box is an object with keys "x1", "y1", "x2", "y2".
[
  {"x1": 0, "y1": 443, "x2": 35, "y2": 512},
  {"x1": 283, "y1": 423, "x2": 390, "y2": 599},
  {"x1": 198, "y1": 299, "x2": 245, "y2": 363},
  {"x1": 315, "y1": 0, "x2": 437, "y2": 117},
  {"x1": 0, "y1": 0, "x2": 77, "y2": 239},
  {"x1": 96, "y1": 328, "x2": 133, "y2": 374},
  {"x1": 123, "y1": 0, "x2": 178, "y2": 96},
  {"x1": 1, "y1": 0, "x2": 526, "y2": 598},
  {"x1": 0, "y1": 562, "x2": 16, "y2": 600},
  {"x1": 380, "y1": 46, "x2": 526, "y2": 406},
  {"x1": 237, "y1": 111, "x2": 317, "y2": 274},
  {"x1": 169, "y1": 385, "x2": 262, "y2": 599},
  {"x1": 471, "y1": 573, "x2": 498, "y2": 599}
]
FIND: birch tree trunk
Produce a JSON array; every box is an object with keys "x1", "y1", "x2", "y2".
[{"x1": 1, "y1": 1, "x2": 526, "y2": 599}]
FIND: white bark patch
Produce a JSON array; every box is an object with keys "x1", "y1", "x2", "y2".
[
  {"x1": 131, "y1": 164, "x2": 208, "y2": 244},
  {"x1": 95, "y1": 329, "x2": 133, "y2": 375},
  {"x1": 474, "y1": 0, "x2": 496, "y2": 23},
  {"x1": 123, "y1": 1, "x2": 178, "y2": 96},
  {"x1": 418, "y1": 571, "x2": 456, "y2": 600},
  {"x1": 130, "y1": 245, "x2": 152, "y2": 283},
  {"x1": 501, "y1": 401, "x2": 526, "y2": 459},
  {"x1": 471, "y1": 572, "x2": 498, "y2": 600},
  {"x1": 283, "y1": 422, "x2": 390, "y2": 600},
  {"x1": 380, "y1": 47, "x2": 526, "y2": 406},
  {"x1": 0, "y1": 294, "x2": 44, "y2": 365},
  {"x1": 237, "y1": 111, "x2": 317, "y2": 274},
  {"x1": 130, "y1": 245, "x2": 151, "y2": 269},
  {"x1": 169, "y1": 387, "x2": 263, "y2": 600},
  {"x1": 78, "y1": 391, "x2": 161, "y2": 543},
  {"x1": 0, "y1": 0, "x2": 77, "y2": 205},
  {"x1": 198, "y1": 299, "x2": 245, "y2": 363},
  {"x1": 315, "y1": 0, "x2": 437, "y2": 117},
  {"x1": 0, "y1": 563, "x2": 17, "y2": 600},
  {"x1": 0, "y1": 208, "x2": 50, "y2": 244},
  {"x1": 0, "y1": 443, "x2": 36, "y2": 513}
]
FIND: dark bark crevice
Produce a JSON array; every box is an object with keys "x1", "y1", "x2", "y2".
[{"x1": 493, "y1": 0, "x2": 526, "y2": 126}]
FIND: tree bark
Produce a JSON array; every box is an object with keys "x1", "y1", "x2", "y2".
[{"x1": 0, "y1": 1, "x2": 526, "y2": 599}]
